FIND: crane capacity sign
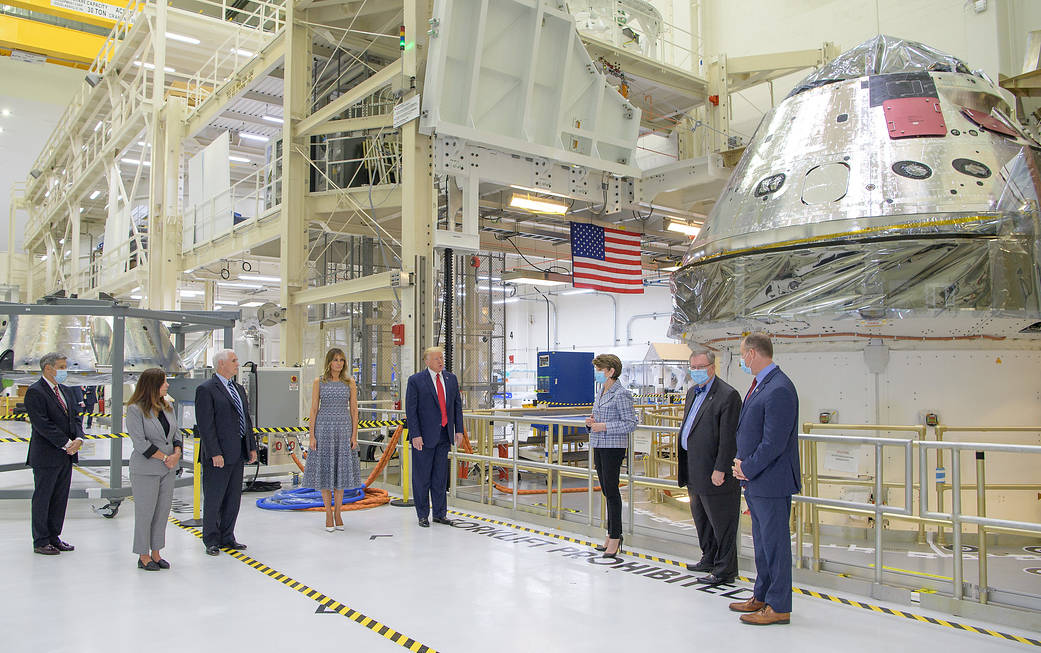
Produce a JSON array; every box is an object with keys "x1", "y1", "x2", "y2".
[
  {"x1": 51, "y1": 0, "x2": 124, "y2": 21},
  {"x1": 393, "y1": 95, "x2": 421, "y2": 129}
]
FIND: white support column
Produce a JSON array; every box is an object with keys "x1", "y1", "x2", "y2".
[
  {"x1": 69, "y1": 202, "x2": 81, "y2": 296},
  {"x1": 147, "y1": 98, "x2": 186, "y2": 310},
  {"x1": 707, "y1": 54, "x2": 729, "y2": 153},
  {"x1": 279, "y1": 0, "x2": 311, "y2": 367},
  {"x1": 401, "y1": 0, "x2": 436, "y2": 380}
]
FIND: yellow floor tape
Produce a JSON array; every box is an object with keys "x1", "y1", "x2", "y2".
[
  {"x1": 444, "y1": 508, "x2": 1041, "y2": 648},
  {"x1": 170, "y1": 517, "x2": 439, "y2": 653}
]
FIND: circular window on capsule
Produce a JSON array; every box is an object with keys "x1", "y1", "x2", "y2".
[
  {"x1": 952, "y1": 158, "x2": 991, "y2": 178},
  {"x1": 753, "y1": 173, "x2": 786, "y2": 197},
  {"x1": 892, "y1": 160, "x2": 932, "y2": 180}
]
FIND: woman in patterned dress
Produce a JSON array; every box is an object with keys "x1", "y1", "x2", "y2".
[{"x1": 304, "y1": 348, "x2": 362, "y2": 531}]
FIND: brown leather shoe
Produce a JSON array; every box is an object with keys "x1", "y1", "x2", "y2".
[
  {"x1": 728, "y1": 597, "x2": 766, "y2": 613},
  {"x1": 739, "y1": 606, "x2": 791, "y2": 625}
]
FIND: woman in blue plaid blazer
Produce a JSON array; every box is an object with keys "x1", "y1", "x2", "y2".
[{"x1": 585, "y1": 353, "x2": 638, "y2": 558}]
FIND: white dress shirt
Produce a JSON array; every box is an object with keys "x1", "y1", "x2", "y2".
[{"x1": 44, "y1": 377, "x2": 81, "y2": 450}]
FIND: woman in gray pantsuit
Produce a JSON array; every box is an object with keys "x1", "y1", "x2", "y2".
[{"x1": 127, "y1": 368, "x2": 180, "y2": 571}]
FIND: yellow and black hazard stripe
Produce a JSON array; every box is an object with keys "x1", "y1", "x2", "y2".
[
  {"x1": 539, "y1": 402, "x2": 593, "y2": 408},
  {"x1": 254, "y1": 426, "x2": 309, "y2": 433},
  {"x1": 444, "y1": 508, "x2": 1041, "y2": 648},
  {"x1": 0, "y1": 411, "x2": 112, "y2": 421},
  {"x1": 169, "y1": 517, "x2": 438, "y2": 652},
  {"x1": 0, "y1": 432, "x2": 130, "y2": 444},
  {"x1": 359, "y1": 419, "x2": 405, "y2": 428}
]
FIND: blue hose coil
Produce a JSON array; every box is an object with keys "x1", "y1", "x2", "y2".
[{"x1": 256, "y1": 486, "x2": 367, "y2": 510}]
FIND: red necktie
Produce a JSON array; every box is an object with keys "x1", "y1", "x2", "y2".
[
  {"x1": 744, "y1": 377, "x2": 758, "y2": 402},
  {"x1": 435, "y1": 373, "x2": 448, "y2": 427},
  {"x1": 54, "y1": 385, "x2": 67, "y2": 413}
]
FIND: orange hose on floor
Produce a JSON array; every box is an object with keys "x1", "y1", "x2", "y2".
[{"x1": 287, "y1": 425, "x2": 404, "y2": 512}]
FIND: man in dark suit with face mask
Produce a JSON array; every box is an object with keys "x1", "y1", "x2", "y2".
[
  {"x1": 25, "y1": 351, "x2": 84, "y2": 555},
  {"x1": 676, "y1": 349, "x2": 742, "y2": 585}
]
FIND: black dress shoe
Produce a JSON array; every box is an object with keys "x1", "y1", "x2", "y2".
[
  {"x1": 695, "y1": 573, "x2": 734, "y2": 586},
  {"x1": 138, "y1": 559, "x2": 161, "y2": 571},
  {"x1": 205, "y1": 545, "x2": 220, "y2": 556},
  {"x1": 153, "y1": 558, "x2": 170, "y2": 569},
  {"x1": 223, "y1": 542, "x2": 247, "y2": 550},
  {"x1": 432, "y1": 517, "x2": 453, "y2": 525},
  {"x1": 601, "y1": 536, "x2": 623, "y2": 559},
  {"x1": 52, "y1": 540, "x2": 75, "y2": 552},
  {"x1": 33, "y1": 544, "x2": 60, "y2": 555},
  {"x1": 686, "y1": 561, "x2": 712, "y2": 572},
  {"x1": 418, "y1": 517, "x2": 430, "y2": 527}
]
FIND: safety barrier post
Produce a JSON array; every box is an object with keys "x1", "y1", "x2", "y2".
[
  {"x1": 391, "y1": 428, "x2": 414, "y2": 507},
  {"x1": 180, "y1": 435, "x2": 203, "y2": 527},
  {"x1": 975, "y1": 451, "x2": 988, "y2": 604}
]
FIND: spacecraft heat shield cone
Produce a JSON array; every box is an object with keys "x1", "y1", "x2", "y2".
[{"x1": 670, "y1": 36, "x2": 1041, "y2": 343}]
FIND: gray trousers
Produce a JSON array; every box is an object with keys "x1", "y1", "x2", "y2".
[{"x1": 131, "y1": 470, "x2": 175, "y2": 555}]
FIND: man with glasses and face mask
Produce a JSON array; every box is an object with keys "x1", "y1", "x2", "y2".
[
  {"x1": 730, "y1": 333, "x2": 800, "y2": 626},
  {"x1": 675, "y1": 350, "x2": 742, "y2": 585}
]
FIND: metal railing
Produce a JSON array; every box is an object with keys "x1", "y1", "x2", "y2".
[{"x1": 354, "y1": 410, "x2": 1041, "y2": 612}]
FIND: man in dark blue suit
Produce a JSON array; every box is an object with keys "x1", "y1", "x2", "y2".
[
  {"x1": 731, "y1": 333, "x2": 800, "y2": 625},
  {"x1": 25, "y1": 352, "x2": 83, "y2": 555},
  {"x1": 195, "y1": 349, "x2": 257, "y2": 555},
  {"x1": 405, "y1": 346, "x2": 464, "y2": 527}
]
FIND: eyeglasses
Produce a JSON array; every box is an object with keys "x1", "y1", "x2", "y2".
[{"x1": 689, "y1": 364, "x2": 712, "y2": 370}]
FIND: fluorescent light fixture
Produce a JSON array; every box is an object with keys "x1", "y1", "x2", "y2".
[
  {"x1": 130, "y1": 294, "x2": 143, "y2": 300},
  {"x1": 184, "y1": 268, "x2": 194, "y2": 274},
  {"x1": 562, "y1": 288, "x2": 594, "y2": 295},
  {"x1": 666, "y1": 219, "x2": 701, "y2": 237},
  {"x1": 40, "y1": 255, "x2": 48, "y2": 261},
  {"x1": 217, "y1": 281, "x2": 263, "y2": 289},
  {"x1": 2, "y1": 108, "x2": 10, "y2": 117},
  {"x1": 261, "y1": 115, "x2": 284, "y2": 124},
  {"x1": 231, "y1": 48, "x2": 254, "y2": 57},
  {"x1": 493, "y1": 298, "x2": 520, "y2": 304},
  {"x1": 93, "y1": 121, "x2": 102, "y2": 132},
  {"x1": 238, "y1": 132, "x2": 269, "y2": 143},
  {"x1": 477, "y1": 285, "x2": 509, "y2": 293},
  {"x1": 166, "y1": 31, "x2": 200, "y2": 45},
  {"x1": 508, "y1": 184, "x2": 568, "y2": 199},
  {"x1": 65, "y1": 250, "x2": 71, "y2": 256},
  {"x1": 179, "y1": 289, "x2": 204, "y2": 297},
  {"x1": 131, "y1": 286, "x2": 141, "y2": 292},
  {"x1": 214, "y1": 299, "x2": 239, "y2": 305},
  {"x1": 240, "y1": 301, "x2": 264, "y2": 308},
  {"x1": 120, "y1": 158, "x2": 151, "y2": 166},
  {"x1": 502, "y1": 270, "x2": 570, "y2": 287},
  {"x1": 59, "y1": 238, "x2": 65, "y2": 244},
  {"x1": 89, "y1": 190, "x2": 101, "y2": 200},
  {"x1": 79, "y1": 207, "x2": 84, "y2": 213},
  {"x1": 229, "y1": 155, "x2": 251, "y2": 163},
  {"x1": 477, "y1": 275, "x2": 502, "y2": 281},
  {"x1": 238, "y1": 274, "x2": 281, "y2": 282},
  {"x1": 508, "y1": 193, "x2": 568, "y2": 215},
  {"x1": 137, "y1": 141, "x2": 148, "y2": 147},
  {"x1": 133, "y1": 61, "x2": 176, "y2": 74}
]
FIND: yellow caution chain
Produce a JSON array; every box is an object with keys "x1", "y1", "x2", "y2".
[
  {"x1": 170, "y1": 517, "x2": 439, "y2": 653},
  {"x1": 0, "y1": 420, "x2": 407, "y2": 444}
]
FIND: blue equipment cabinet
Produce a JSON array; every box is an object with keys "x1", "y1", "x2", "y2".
[{"x1": 536, "y1": 351, "x2": 594, "y2": 405}]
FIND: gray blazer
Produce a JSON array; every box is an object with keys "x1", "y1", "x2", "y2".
[{"x1": 126, "y1": 403, "x2": 181, "y2": 476}]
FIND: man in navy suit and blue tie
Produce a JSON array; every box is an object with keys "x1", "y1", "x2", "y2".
[
  {"x1": 195, "y1": 349, "x2": 257, "y2": 555},
  {"x1": 405, "y1": 346, "x2": 464, "y2": 527},
  {"x1": 730, "y1": 333, "x2": 800, "y2": 625}
]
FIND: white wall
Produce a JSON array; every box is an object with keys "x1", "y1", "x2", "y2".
[
  {"x1": 505, "y1": 284, "x2": 678, "y2": 367},
  {"x1": 0, "y1": 58, "x2": 83, "y2": 258},
  {"x1": 702, "y1": 0, "x2": 1041, "y2": 141}
]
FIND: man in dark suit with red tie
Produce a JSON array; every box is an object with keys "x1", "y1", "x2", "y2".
[
  {"x1": 25, "y1": 352, "x2": 84, "y2": 555},
  {"x1": 731, "y1": 333, "x2": 800, "y2": 625},
  {"x1": 405, "y1": 346, "x2": 464, "y2": 527}
]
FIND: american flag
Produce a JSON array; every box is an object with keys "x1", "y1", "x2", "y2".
[{"x1": 570, "y1": 221, "x2": 644, "y2": 294}]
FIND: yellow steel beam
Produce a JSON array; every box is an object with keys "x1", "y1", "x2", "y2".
[
  {"x1": 0, "y1": 15, "x2": 105, "y2": 63},
  {"x1": 3, "y1": 0, "x2": 125, "y2": 29}
]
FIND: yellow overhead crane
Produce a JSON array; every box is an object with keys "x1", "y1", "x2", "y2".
[{"x1": 0, "y1": 0, "x2": 125, "y2": 67}]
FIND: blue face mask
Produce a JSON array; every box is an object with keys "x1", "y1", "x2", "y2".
[
  {"x1": 689, "y1": 368, "x2": 709, "y2": 385},
  {"x1": 54, "y1": 369, "x2": 68, "y2": 384},
  {"x1": 739, "y1": 357, "x2": 753, "y2": 375},
  {"x1": 594, "y1": 370, "x2": 607, "y2": 384}
]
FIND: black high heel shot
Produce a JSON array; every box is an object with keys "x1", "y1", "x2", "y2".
[{"x1": 601, "y1": 535, "x2": 623, "y2": 559}]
